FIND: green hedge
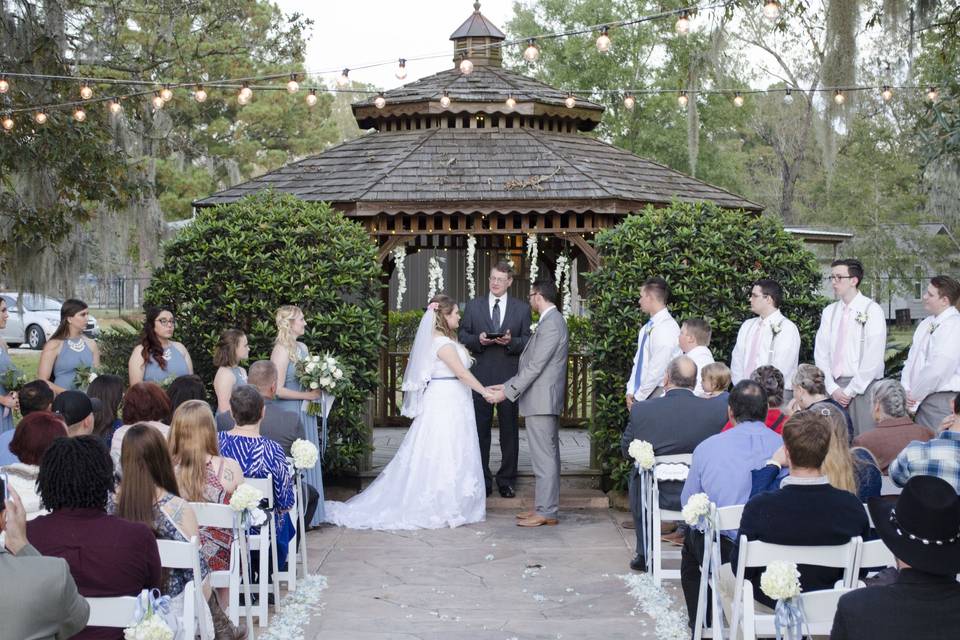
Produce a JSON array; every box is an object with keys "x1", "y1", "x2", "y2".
[
  {"x1": 585, "y1": 202, "x2": 828, "y2": 491},
  {"x1": 144, "y1": 192, "x2": 383, "y2": 474}
]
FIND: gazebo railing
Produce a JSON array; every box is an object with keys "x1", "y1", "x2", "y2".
[{"x1": 375, "y1": 350, "x2": 594, "y2": 427}]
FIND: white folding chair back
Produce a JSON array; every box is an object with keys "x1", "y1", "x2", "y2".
[
  {"x1": 156, "y1": 535, "x2": 205, "y2": 640},
  {"x1": 730, "y1": 536, "x2": 860, "y2": 640},
  {"x1": 85, "y1": 596, "x2": 139, "y2": 627},
  {"x1": 273, "y1": 458, "x2": 299, "y2": 593},
  {"x1": 852, "y1": 538, "x2": 897, "y2": 579},
  {"x1": 693, "y1": 504, "x2": 745, "y2": 640},
  {"x1": 649, "y1": 453, "x2": 692, "y2": 586},
  {"x1": 191, "y1": 502, "x2": 242, "y2": 627},
  {"x1": 244, "y1": 476, "x2": 277, "y2": 627},
  {"x1": 880, "y1": 476, "x2": 902, "y2": 496},
  {"x1": 741, "y1": 584, "x2": 851, "y2": 639}
]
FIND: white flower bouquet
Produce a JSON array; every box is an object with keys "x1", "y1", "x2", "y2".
[
  {"x1": 296, "y1": 352, "x2": 348, "y2": 416},
  {"x1": 229, "y1": 482, "x2": 267, "y2": 527},
  {"x1": 628, "y1": 439, "x2": 655, "y2": 470},
  {"x1": 291, "y1": 438, "x2": 319, "y2": 469},
  {"x1": 123, "y1": 613, "x2": 173, "y2": 640},
  {"x1": 760, "y1": 561, "x2": 802, "y2": 601},
  {"x1": 681, "y1": 492, "x2": 713, "y2": 526}
]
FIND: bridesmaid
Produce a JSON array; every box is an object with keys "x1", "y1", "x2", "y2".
[
  {"x1": 213, "y1": 329, "x2": 249, "y2": 426},
  {"x1": 0, "y1": 299, "x2": 19, "y2": 433},
  {"x1": 270, "y1": 305, "x2": 325, "y2": 526},
  {"x1": 37, "y1": 299, "x2": 99, "y2": 394},
  {"x1": 128, "y1": 306, "x2": 193, "y2": 386}
]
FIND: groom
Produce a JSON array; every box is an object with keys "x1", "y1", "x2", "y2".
[{"x1": 488, "y1": 280, "x2": 569, "y2": 527}]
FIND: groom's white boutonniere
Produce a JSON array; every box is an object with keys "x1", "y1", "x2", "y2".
[
  {"x1": 770, "y1": 320, "x2": 784, "y2": 337},
  {"x1": 529, "y1": 321, "x2": 539, "y2": 334},
  {"x1": 929, "y1": 322, "x2": 938, "y2": 335},
  {"x1": 855, "y1": 310, "x2": 868, "y2": 326}
]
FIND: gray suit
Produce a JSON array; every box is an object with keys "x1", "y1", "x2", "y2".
[
  {"x1": 504, "y1": 307, "x2": 569, "y2": 519},
  {"x1": 0, "y1": 544, "x2": 89, "y2": 639},
  {"x1": 216, "y1": 399, "x2": 305, "y2": 456}
]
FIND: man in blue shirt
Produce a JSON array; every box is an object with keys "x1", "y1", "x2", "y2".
[{"x1": 679, "y1": 380, "x2": 783, "y2": 630}]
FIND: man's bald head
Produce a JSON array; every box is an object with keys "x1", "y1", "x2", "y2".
[{"x1": 665, "y1": 356, "x2": 698, "y2": 390}]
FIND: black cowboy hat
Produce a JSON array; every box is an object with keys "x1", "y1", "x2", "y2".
[{"x1": 868, "y1": 475, "x2": 960, "y2": 576}]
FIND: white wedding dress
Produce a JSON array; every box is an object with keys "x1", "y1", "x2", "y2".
[{"x1": 323, "y1": 336, "x2": 486, "y2": 530}]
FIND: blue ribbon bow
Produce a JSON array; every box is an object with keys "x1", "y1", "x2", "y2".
[{"x1": 773, "y1": 597, "x2": 806, "y2": 640}]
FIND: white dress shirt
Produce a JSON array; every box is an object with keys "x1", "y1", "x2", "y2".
[
  {"x1": 488, "y1": 292, "x2": 507, "y2": 331},
  {"x1": 730, "y1": 310, "x2": 801, "y2": 390},
  {"x1": 626, "y1": 308, "x2": 681, "y2": 401},
  {"x1": 814, "y1": 292, "x2": 887, "y2": 397},
  {"x1": 901, "y1": 305, "x2": 960, "y2": 405},
  {"x1": 686, "y1": 345, "x2": 715, "y2": 396}
]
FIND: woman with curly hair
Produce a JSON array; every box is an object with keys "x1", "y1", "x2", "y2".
[{"x1": 128, "y1": 306, "x2": 193, "y2": 386}]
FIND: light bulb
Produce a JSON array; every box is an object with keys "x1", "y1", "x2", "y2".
[
  {"x1": 287, "y1": 74, "x2": 300, "y2": 93},
  {"x1": 305, "y1": 89, "x2": 318, "y2": 107},
  {"x1": 79, "y1": 83, "x2": 93, "y2": 100},
  {"x1": 239, "y1": 83, "x2": 252, "y2": 100},
  {"x1": 336, "y1": 68, "x2": 350, "y2": 87},
  {"x1": 596, "y1": 27, "x2": 611, "y2": 53},
  {"x1": 0, "y1": 77, "x2": 8, "y2": 93},
  {"x1": 678, "y1": 91, "x2": 688, "y2": 107},
  {"x1": 881, "y1": 85, "x2": 893, "y2": 102},
  {"x1": 1, "y1": 115, "x2": 13, "y2": 131},
  {"x1": 523, "y1": 39, "x2": 540, "y2": 62},
  {"x1": 395, "y1": 59, "x2": 407, "y2": 80},
  {"x1": 833, "y1": 89, "x2": 845, "y2": 105},
  {"x1": 459, "y1": 57, "x2": 474, "y2": 75},
  {"x1": 194, "y1": 85, "x2": 207, "y2": 103},
  {"x1": 152, "y1": 93, "x2": 164, "y2": 109},
  {"x1": 237, "y1": 91, "x2": 250, "y2": 106},
  {"x1": 565, "y1": 94, "x2": 576, "y2": 109},
  {"x1": 374, "y1": 93, "x2": 386, "y2": 109},
  {"x1": 505, "y1": 95, "x2": 517, "y2": 109},
  {"x1": 73, "y1": 107, "x2": 86, "y2": 122},
  {"x1": 733, "y1": 92, "x2": 744, "y2": 107},
  {"x1": 160, "y1": 85, "x2": 173, "y2": 102},
  {"x1": 783, "y1": 88, "x2": 794, "y2": 104},
  {"x1": 675, "y1": 12, "x2": 690, "y2": 35},
  {"x1": 109, "y1": 99, "x2": 122, "y2": 114},
  {"x1": 623, "y1": 94, "x2": 636, "y2": 110},
  {"x1": 763, "y1": 0, "x2": 781, "y2": 21},
  {"x1": 440, "y1": 91, "x2": 451, "y2": 108},
  {"x1": 34, "y1": 111, "x2": 47, "y2": 125},
  {"x1": 927, "y1": 86, "x2": 939, "y2": 102}
]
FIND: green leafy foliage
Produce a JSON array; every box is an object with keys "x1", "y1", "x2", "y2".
[
  {"x1": 585, "y1": 202, "x2": 827, "y2": 490},
  {"x1": 98, "y1": 325, "x2": 141, "y2": 377},
  {"x1": 144, "y1": 192, "x2": 383, "y2": 473}
]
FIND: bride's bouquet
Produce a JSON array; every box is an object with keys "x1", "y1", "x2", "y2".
[{"x1": 296, "y1": 352, "x2": 349, "y2": 417}]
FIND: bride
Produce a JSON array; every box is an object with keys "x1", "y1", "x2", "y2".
[{"x1": 324, "y1": 294, "x2": 490, "y2": 530}]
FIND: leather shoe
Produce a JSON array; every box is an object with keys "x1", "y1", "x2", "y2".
[
  {"x1": 485, "y1": 486, "x2": 493, "y2": 497},
  {"x1": 517, "y1": 515, "x2": 558, "y2": 527},
  {"x1": 630, "y1": 554, "x2": 647, "y2": 572},
  {"x1": 515, "y1": 510, "x2": 536, "y2": 519},
  {"x1": 498, "y1": 485, "x2": 516, "y2": 498}
]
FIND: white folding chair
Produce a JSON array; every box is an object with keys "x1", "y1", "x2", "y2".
[
  {"x1": 85, "y1": 595, "x2": 139, "y2": 628},
  {"x1": 244, "y1": 476, "x2": 278, "y2": 627},
  {"x1": 881, "y1": 476, "x2": 903, "y2": 496},
  {"x1": 648, "y1": 453, "x2": 692, "y2": 586},
  {"x1": 190, "y1": 503, "x2": 242, "y2": 627},
  {"x1": 156, "y1": 536, "x2": 205, "y2": 640},
  {"x1": 740, "y1": 585, "x2": 852, "y2": 639},
  {"x1": 693, "y1": 504, "x2": 744, "y2": 640},
  {"x1": 852, "y1": 538, "x2": 897, "y2": 582},
  {"x1": 273, "y1": 459, "x2": 300, "y2": 593},
  {"x1": 729, "y1": 537, "x2": 861, "y2": 640}
]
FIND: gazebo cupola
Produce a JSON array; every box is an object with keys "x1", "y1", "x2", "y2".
[{"x1": 450, "y1": 1, "x2": 506, "y2": 67}]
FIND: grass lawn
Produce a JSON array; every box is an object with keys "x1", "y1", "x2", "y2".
[{"x1": 10, "y1": 351, "x2": 40, "y2": 380}]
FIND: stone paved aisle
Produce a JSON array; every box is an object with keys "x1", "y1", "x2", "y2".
[{"x1": 296, "y1": 508, "x2": 686, "y2": 639}]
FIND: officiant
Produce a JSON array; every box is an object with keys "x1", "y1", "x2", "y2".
[{"x1": 460, "y1": 260, "x2": 533, "y2": 498}]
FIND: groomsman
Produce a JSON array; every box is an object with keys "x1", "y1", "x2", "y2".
[
  {"x1": 626, "y1": 277, "x2": 680, "y2": 410},
  {"x1": 731, "y1": 278, "x2": 801, "y2": 404},
  {"x1": 814, "y1": 259, "x2": 886, "y2": 437},
  {"x1": 460, "y1": 260, "x2": 532, "y2": 498},
  {"x1": 678, "y1": 319, "x2": 715, "y2": 396},
  {"x1": 901, "y1": 275, "x2": 960, "y2": 431}
]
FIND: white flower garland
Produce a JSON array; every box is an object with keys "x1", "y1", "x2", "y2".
[
  {"x1": 555, "y1": 254, "x2": 572, "y2": 318},
  {"x1": 526, "y1": 233, "x2": 539, "y2": 283},
  {"x1": 466, "y1": 235, "x2": 477, "y2": 300},
  {"x1": 427, "y1": 256, "x2": 444, "y2": 301},
  {"x1": 392, "y1": 246, "x2": 406, "y2": 311}
]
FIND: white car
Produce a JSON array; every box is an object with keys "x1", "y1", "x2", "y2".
[{"x1": 0, "y1": 293, "x2": 100, "y2": 349}]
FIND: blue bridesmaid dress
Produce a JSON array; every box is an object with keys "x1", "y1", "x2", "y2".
[
  {"x1": 142, "y1": 344, "x2": 191, "y2": 383},
  {"x1": 52, "y1": 338, "x2": 94, "y2": 389}
]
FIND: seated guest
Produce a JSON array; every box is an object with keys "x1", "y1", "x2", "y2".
[
  {"x1": 622, "y1": 355, "x2": 728, "y2": 571},
  {"x1": 0, "y1": 380, "x2": 57, "y2": 466},
  {"x1": 235, "y1": 360, "x2": 306, "y2": 454},
  {"x1": 722, "y1": 365, "x2": 787, "y2": 433},
  {"x1": 730, "y1": 410, "x2": 871, "y2": 609},
  {"x1": 52, "y1": 389, "x2": 101, "y2": 436},
  {"x1": 1, "y1": 411, "x2": 68, "y2": 520},
  {"x1": 679, "y1": 380, "x2": 783, "y2": 630},
  {"x1": 1, "y1": 480, "x2": 90, "y2": 640},
  {"x1": 831, "y1": 475, "x2": 960, "y2": 639},
  {"x1": 110, "y1": 382, "x2": 171, "y2": 468},
  {"x1": 166, "y1": 374, "x2": 207, "y2": 419},
  {"x1": 700, "y1": 362, "x2": 731, "y2": 399},
  {"x1": 890, "y1": 393, "x2": 960, "y2": 492},
  {"x1": 27, "y1": 436, "x2": 161, "y2": 640},
  {"x1": 854, "y1": 379, "x2": 935, "y2": 473},
  {"x1": 219, "y1": 385, "x2": 295, "y2": 565},
  {"x1": 678, "y1": 319, "x2": 715, "y2": 396},
  {"x1": 87, "y1": 374, "x2": 125, "y2": 448},
  {"x1": 790, "y1": 363, "x2": 854, "y2": 442}
]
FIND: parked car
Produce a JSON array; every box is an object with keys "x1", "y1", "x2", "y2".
[{"x1": 0, "y1": 293, "x2": 100, "y2": 349}]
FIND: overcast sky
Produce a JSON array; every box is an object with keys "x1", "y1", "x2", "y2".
[{"x1": 274, "y1": 0, "x2": 518, "y2": 92}]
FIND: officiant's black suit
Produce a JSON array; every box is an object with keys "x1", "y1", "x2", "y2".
[{"x1": 460, "y1": 294, "x2": 532, "y2": 493}]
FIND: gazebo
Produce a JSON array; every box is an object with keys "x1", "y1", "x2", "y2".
[{"x1": 194, "y1": 2, "x2": 761, "y2": 429}]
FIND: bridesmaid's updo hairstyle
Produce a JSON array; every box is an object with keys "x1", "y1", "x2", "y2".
[
  {"x1": 213, "y1": 328, "x2": 246, "y2": 368},
  {"x1": 430, "y1": 294, "x2": 458, "y2": 340},
  {"x1": 274, "y1": 305, "x2": 302, "y2": 363},
  {"x1": 50, "y1": 298, "x2": 89, "y2": 341},
  {"x1": 140, "y1": 305, "x2": 174, "y2": 370}
]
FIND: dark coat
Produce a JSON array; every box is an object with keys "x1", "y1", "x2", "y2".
[{"x1": 459, "y1": 295, "x2": 532, "y2": 386}]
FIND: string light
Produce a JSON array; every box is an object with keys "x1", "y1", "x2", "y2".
[
  {"x1": 0, "y1": 76, "x2": 8, "y2": 93},
  {"x1": 108, "y1": 99, "x2": 122, "y2": 114},
  {"x1": 596, "y1": 26, "x2": 611, "y2": 53},
  {"x1": 833, "y1": 89, "x2": 845, "y2": 105},
  {"x1": 72, "y1": 107, "x2": 86, "y2": 122},
  {"x1": 1, "y1": 114, "x2": 13, "y2": 131},
  {"x1": 374, "y1": 92, "x2": 386, "y2": 109},
  {"x1": 440, "y1": 91, "x2": 451, "y2": 108},
  {"x1": 623, "y1": 94, "x2": 636, "y2": 110},
  {"x1": 395, "y1": 59, "x2": 407, "y2": 80},
  {"x1": 33, "y1": 110, "x2": 47, "y2": 125},
  {"x1": 927, "y1": 86, "x2": 939, "y2": 102},
  {"x1": 238, "y1": 82, "x2": 252, "y2": 101},
  {"x1": 336, "y1": 68, "x2": 350, "y2": 87},
  {"x1": 675, "y1": 12, "x2": 690, "y2": 35},
  {"x1": 565, "y1": 93, "x2": 576, "y2": 108},
  {"x1": 763, "y1": 0, "x2": 781, "y2": 21},
  {"x1": 79, "y1": 82, "x2": 93, "y2": 100},
  {"x1": 193, "y1": 85, "x2": 208, "y2": 103},
  {"x1": 305, "y1": 89, "x2": 318, "y2": 107},
  {"x1": 678, "y1": 90, "x2": 688, "y2": 107},
  {"x1": 151, "y1": 92, "x2": 164, "y2": 109},
  {"x1": 523, "y1": 39, "x2": 540, "y2": 62},
  {"x1": 881, "y1": 85, "x2": 893, "y2": 102},
  {"x1": 733, "y1": 91, "x2": 744, "y2": 107},
  {"x1": 783, "y1": 87, "x2": 794, "y2": 104},
  {"x1": 505, "y1": 95, "x2": 517, "y2": 109},
  {"x1": 160, "y1": 85, "x2": 173, "y2": 102},
  {"x1": 459, "y1": 56, "x2": 474, "y2": 75},
  {"x1": 286, "y1": 74, "x2": 300, "y2": 93}
]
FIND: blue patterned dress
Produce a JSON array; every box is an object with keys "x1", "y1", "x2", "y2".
[
  {"x1": 52, "y1": 338, "x2": 94, "y2": 389},
  {"x1": 0, "y1": 347, "x2": 16, "y2": 434},
  {"x1": 217, "y1": 431, "x2": 296, "y2": 567},
  {"x1": 276, "y1": 343, "x2": 325, "y2": 526},
  {"x1": 142, "y1": 344, "x2": 191, "y2": 383},
  {"x1": 154, "y1": 493, "x2": 211, "y2": 597}
]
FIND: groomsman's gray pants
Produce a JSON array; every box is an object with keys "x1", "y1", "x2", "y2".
[
  {"x1": 525, "y1": 414, "x2": 560, "y2": 519},
  {"x1": 836, "y1": 377, "x2": 880, "y2": 437},
  {"x1": 916, "y1": 391, "x2": 958, "y2": 431}
]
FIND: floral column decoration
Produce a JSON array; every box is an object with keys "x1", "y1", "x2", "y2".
[
  {"x1": 555, "y1": 254, "x2": 572, "y2": 318},
  {"x1": 526, "y1": 233, "x2": 539, "y2": 283},
  {"x1": 466, "y1": 235, "x2": 477, "y2": 300},
  {"x1": 427, "y1": 256, "x2": 444, "y2": 301},
  {"x1": 392, "y1": 246, "x2": 406, "y2": 311}
]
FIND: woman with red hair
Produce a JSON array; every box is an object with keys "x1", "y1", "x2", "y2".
[
  {"x1": 110, "y1": 382, "x2": 171, "y2": 473},
  {"x1": 1, "y1": 411, "x2": 67, "y2": 519}
]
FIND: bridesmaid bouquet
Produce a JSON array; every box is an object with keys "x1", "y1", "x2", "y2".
[
  {"x1": 296, "y1": 352, "x2": 349, "y2": 416},
  {"x1": 74, "y1": 365, "x2": 98, "y2": 391},
  {"x1": 0, "y1": 367, "x2": 26, "y2": 392}
]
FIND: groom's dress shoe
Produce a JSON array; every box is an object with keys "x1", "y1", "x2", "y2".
[
  {"x1": 498, "y1": 485, "x2": 515, "y2": 498},
  {"x1": 485, "y1": 486, "x2": 493, "y2": 497},
  {"x1": 517, "y1": 515, "x2": 558, "y2": 527},
  {"x1": 515, "y1": 510, "x2": 536, "y2": 519},
  {"x1": 630, "y1": 554, "x2": 647, "y2": 572}
]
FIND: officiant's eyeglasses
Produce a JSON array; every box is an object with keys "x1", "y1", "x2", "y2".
[
  {"x1": 827, "y1": 275, "x2": 854, "y2": 282},
  {"x1": 528, "y1": 292, "x2": 542, "y2": 299},
  {"x1": 489, "y1": 276, "x2": 510, "y2": 284}
]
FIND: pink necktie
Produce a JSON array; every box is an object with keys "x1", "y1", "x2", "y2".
[
  {"x1": 745, "y1": 320, "x2": 764, "y2": 374},
  {"x1": 832, "y1": 305, "x2": 850, "y2": 378},
  {"x1": 908, "y1": 326, "x2": 932, "y2": 388}
]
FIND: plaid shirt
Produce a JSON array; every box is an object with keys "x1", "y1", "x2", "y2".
[{"x1": 889, "y1": 430, "x2": 960, "y2": 493}]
